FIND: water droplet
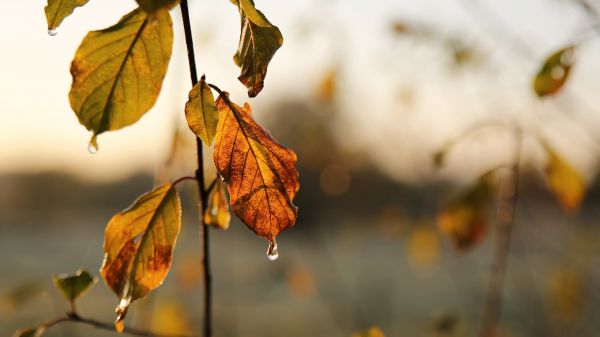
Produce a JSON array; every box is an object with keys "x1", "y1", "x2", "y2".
[
  {"x1": 87, "y1": 142, "x2": 98, "y2": 154},
  {"x1": 114, "y1": 295, "x2": 131, "y2": 333},
  {"x1": 48, "y1": 29, "x2": 58, "y2": 36},
  {"x1": 267, "y1": 241, "x2": 279, "y2": 261},
  {"x1": 210, "y1": 206, "x2": 218, "y2": 216}
]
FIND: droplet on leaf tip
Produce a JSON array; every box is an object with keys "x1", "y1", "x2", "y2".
[
  {"x1": 115, "y1": 320, "x2": 124, "y2": 333},
  {"x1": 87, "y1": 135, "x2": 98, "y2": 154},
  {"x1": 267, "y1": 242, "x2": 279, "y2": 261},
  {"x1": 48, "y1": 29, "x2": 58, "y2": 36}
]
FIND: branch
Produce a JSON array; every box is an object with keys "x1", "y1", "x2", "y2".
[
  {"x1": 36, "y1": 313, "x2": 196, "y2": 337},
  {"x1": 478, "y1": 129, "x2": 522, "y2": 337}
]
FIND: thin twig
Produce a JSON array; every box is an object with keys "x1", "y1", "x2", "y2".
[
  {"x1": 38, "y1": 313, "x2": 196, "y2": 337},
  {"x1": 179, "y1": 1, "x2": 212, "y2": 337},
  {"x1": 172, "y1": 175, "x2": 196, "y2": 187},
  {"x1": 478, "y1": 129, "x2": 522, "y2": 337}
]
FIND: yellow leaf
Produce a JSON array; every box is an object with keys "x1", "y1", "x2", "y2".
[
  {"x1": 185, "y1": 78, "x2": 219, "y2": 145},
  {"x1": 151, "y1": 301, "x2": 191, "y2": 335},
  {"x1": 533, "y1": 46, "x2": 575, "y2": 97},
  {"x1": 69, "y1": 8, "x2": 173, "y2": 144},
  {"x1": 351, "y1": 326, "x2": 386, "y2": 337},
  {"x1": 44, "y1": 0, "x2": 89, "y2": 31},
  {"x1": 204, "y1": 179, "x2": 231, "y2": 230},
  {"x1": 213, "y1": 93, "x2": 299, "y2": 243},
  {"x1": 231, "y1": 0, "x2": 283, "y2": 97},
  {"x1": 437, "y1": 173, "x2": 493, "y2": 250},
  {"x1": 136, "y1": 0, "x2": 181, "y2": 13},
  {"x1": 100, "y1": 183, "x2": 181, "y2": 327},
  {"x1": 406, "y1": 225, "x2": 440, "y2": 269},
  {"x1": 544, "y1": 145, "x2": 585, "y2": 213}
]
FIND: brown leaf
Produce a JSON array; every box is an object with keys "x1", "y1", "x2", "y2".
[
  {"x1": 100, "y1": 183, "x2": 181, "y2": 328},
  {"x1": 232, "y1": 0, "x2": 283, "y2": 97},
  {"x1": 213, "y1": 93, "x2": 299, "y2": 243},
  {"x1": 437, "y1": 173, "x2": 494, "y2": 250}
]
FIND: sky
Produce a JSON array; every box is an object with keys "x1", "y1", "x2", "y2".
[{"x1": 2, "y1": 0, "x2": 600, "y2": 183}]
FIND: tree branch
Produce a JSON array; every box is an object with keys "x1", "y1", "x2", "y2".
[
  {"x1": 36, "y1": 313, "x2": 196, "y2": 337},
  {"x1": 179, "y1": 1, "x2": 213, "y2": 337}
]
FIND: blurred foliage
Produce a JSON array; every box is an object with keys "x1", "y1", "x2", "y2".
[
  {"x1": 543, "y1": 144, "x2": 586, "y2": 213},
  {"x1": 533, "y1": 46, "x2": 575, "y2": 97},
  {"x1": 351, "y1": 326, "x2": 386, "y2": 337}
]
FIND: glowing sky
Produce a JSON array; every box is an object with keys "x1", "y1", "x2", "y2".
[{"x1": 2, "y1": 0, "x2": 600, "y2": 182}]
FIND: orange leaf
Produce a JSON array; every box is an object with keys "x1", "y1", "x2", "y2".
[
  {"x1": 213, "y1": 93, "x2": 299, "y2": 243},
  {"x1": 204, "y1": 178, "x2": 231, "y2": 230},
  {"x1": 100, "y1": 183, "x2": 181, "y2": 328}
]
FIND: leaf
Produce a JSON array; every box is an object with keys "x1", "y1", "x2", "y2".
[
  {"x1": 44, "y1": 0, "x2": 89, "y2": 31},
  {"x1": 232, "y1": 0, "x2": 283, "y2": 97},
  {"x1": 351, "y1": 327, "x2": 386, "y2": 337},
  {"x1": 533, "y1": 46, "x2": 575, "y2": 97},
  {"x1": 184, "y1": 78, "x2": 219, "y2": 145},
  {"x1": 52, "y1": 269, "x2": 97, "y2": 301},
  {"x1": 100, "y1": 183, "x2": 181, "y2": 326},
  {"x1": 204, "y1": 179, "x2": 231, "y2": 230},
  {"x1": 213, "y1": 93, "x2": 299, "y2": 243},
  {"x1": 544, "y1": 145, "x2": 585, "y2": 213},
  {"x1": 437, "y1": 173, "x2": 494, "y2": 250},
  {"x1": 12, "y1": 327, "x2": 45, "y2": 337},
  {"x1": 69, "y1": 8, "x2": 173, "y2": 144},
  {"x1": 136, "y1": 0, "x2": 181, "y2": 13}
]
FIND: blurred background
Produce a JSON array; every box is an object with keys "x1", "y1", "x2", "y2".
[{"x1": 2, "y1": 0, "x2": 600, "y2": 336}]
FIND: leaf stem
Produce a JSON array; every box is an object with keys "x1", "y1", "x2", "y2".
[
  {"x1": 478, "y1": 128, "x2": 522, "y2": 337},
  {"x1": 172, "y1": 176, "x2": 196, "y2": 187},
  {"x1": 38, "y1": 312, "x2": 196, "y2": 337},
  {"x1": 179, "y1": 1, "x2": 212, "y2": 337}
]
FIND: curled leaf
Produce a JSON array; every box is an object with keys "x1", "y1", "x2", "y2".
[
  {"x1": 52, "y1": 269, "x2": 97, "y2": 301},
  {"x1": 437, "y1": 173, "x2": 494, "y2": 250},
  {"x1": 44, "y1": 0, "x2": 89, "y2": 31},
  {"x1": 100, "y1": 183, "x2": 181, "y2": 327},
  {"x1": 544, "y1": 145, "x2": 585, "y2": 213},
  {"x1": 231, "y1": 0, "x2": 283, "y2": 97},
  {"x1": 351, "y1": 326, "x2": 386, "y2": 337},
  {"x1": 136, "y1": 0, "x2": 181, "y2": 13},
  {"x1": 185, "y1": 78, "x2": 219, "y2": 145},
  {"x1": 213, "y1": 93, "x2": 299, "y2": 243},
  {"x1": 533, "y1": 46, "x2": 575, "y2": 97},
  {"x1": 204, "y1": 178, "x2": 231, "y2": 230},
  {"x1": 69, "y1": 8, "x2": 173, "y2": 142}
]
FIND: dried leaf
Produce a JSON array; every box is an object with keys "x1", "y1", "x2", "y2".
[
  {"x1": 69, "y1": 8, "x2": 173, "y2": 144},
  {"x1": 44, "y1": 0, "x2": 89, "y2": 31},
  {"x1": 533, "y1": 46, "x2": 575, "y2": 97},
  {"x1": 52, "y1": 269, "x2": 97, "y2": 301},
  {"x1": 437, "y1": 173, "x2": 494, "y2": 250},
  {"x1": 213, "y1": 93, "x2": 299, "y2": 243},
  {"x1": 100, "y1": 183, "x2": 181, "y2": 326},
  {"x1": 351, "y1": 326, "x2": 386, "y2": 337},
  {"x1": 544, "y1": 145, "x2": 585, "y2": 213},
  {"x1": 204, "y1": 179, "x2": 231, "y2": 229},
  {"x1": 185, "y1": 78, "x2": 219, "y2": 145},
  {"x1": 136, "y1": 0, "x2": 181, "y2": 13},
  {"x1": 232, "y1": 0, "x2": 283, "y2": 97}
]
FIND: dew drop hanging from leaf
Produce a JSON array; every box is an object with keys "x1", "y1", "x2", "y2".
[{"x1": 267, "y1": 241, "x2": 279, "y2": 261}]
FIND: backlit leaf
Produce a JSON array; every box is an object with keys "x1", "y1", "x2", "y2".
[
  {"x1": 437, "y1": 173, "x2": 494, "y2": 250},
  {"x1": 69, "y1": 8, "x2": 173, "y2": 147},
  {"x1": 185, "y1": 78, "x2": 219, "y2": 145},
  {"x1": 136, "y1": 0, "x2": 181, "y2": 13},
  {"x1": 232, "y1": 0, "x2": 283, "y2": 97},
  {"x1": 351, "y1": 326, "x2": 386, "y2": 337},
  {"x1": 44, "y1": 0, "x2": 89, "y2": 31},
  {"x1": 52, "y1": 269, "x2": 97, "y2": 301},
  {"x1": 544, "y1": 145, "x2": 585, "y2": 213},
  {"x1": 533, "y1": 46, "x2": 575, "y2": 97},
  {"x1": 204, "y1": 178, "x2": 231, "y2": 230},
  {"x1": 213, "y1": 93, "x2": 299, "y2": 243},
  {"x1": 100, "y1": 183, "x2": 181, "y2": 327}
]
